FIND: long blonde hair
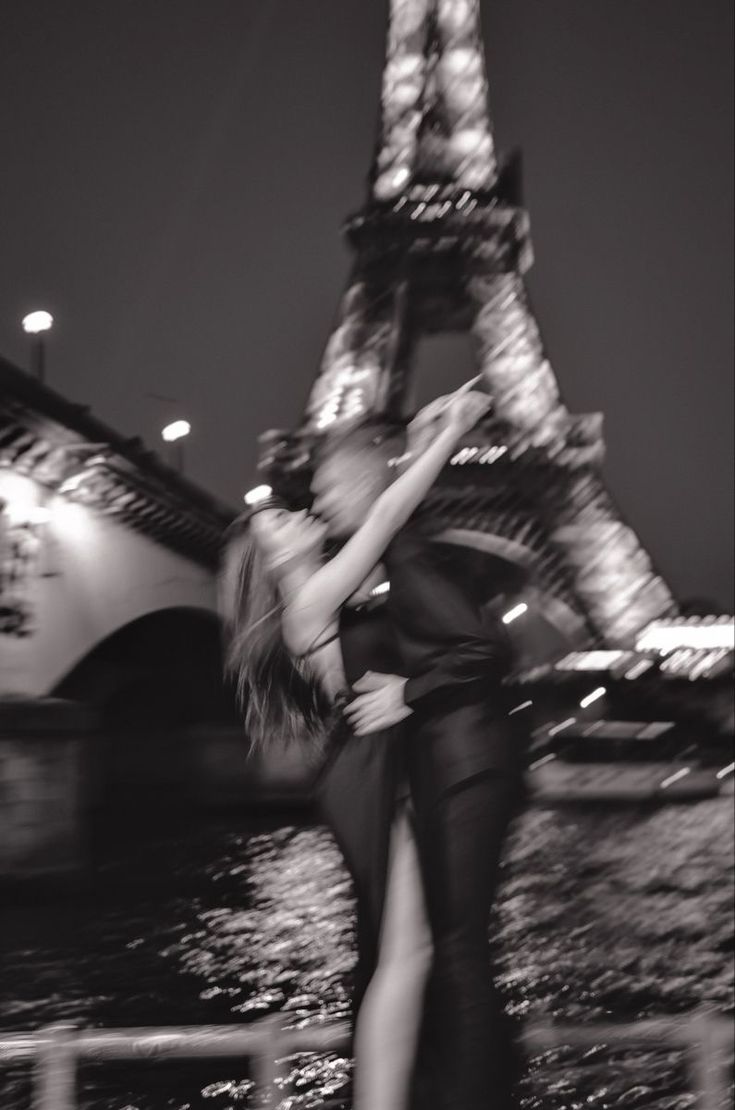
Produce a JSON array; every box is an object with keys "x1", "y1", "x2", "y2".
[{"x1": 219, "y1": 516, "x2": 328, "y2": 750}]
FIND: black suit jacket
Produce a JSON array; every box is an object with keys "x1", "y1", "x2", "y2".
[{"x1": 383, "y1": 517, "x2": 525, "y2": 798}]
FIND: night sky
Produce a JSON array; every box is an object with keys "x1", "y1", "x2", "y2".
[{"x1": 1, "y1": 1, "x2": 732, "y2": 607}]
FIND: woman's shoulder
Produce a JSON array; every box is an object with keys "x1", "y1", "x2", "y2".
[
  {"x1": 294, "y1": 625, "x2": 342, "y2": 661},
  {"x1": 282, "y1": 603, "x2": 339, "y2": 659}
]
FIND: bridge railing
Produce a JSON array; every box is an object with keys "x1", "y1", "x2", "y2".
[{"x1": 0, "y1": 1010, "x2": 731, "y2": 1110}]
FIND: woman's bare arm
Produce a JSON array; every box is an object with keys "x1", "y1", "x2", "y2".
[{"x1": 283, "y1": 392, "x2": 490, "y2": 654}]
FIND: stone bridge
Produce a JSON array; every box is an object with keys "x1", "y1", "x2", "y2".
[
  {"x1": 0, "y1": 355, "x2": 231, "y2": 701},
  {"x1": 0, "y1": 357, "x2": 305, "y2": 880}
]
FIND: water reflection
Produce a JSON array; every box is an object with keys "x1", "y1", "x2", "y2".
[{"x1": 0, "y1": 800, "x2": 732, "y2": 1108}]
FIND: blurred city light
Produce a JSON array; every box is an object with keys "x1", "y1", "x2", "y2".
[
  {"x1": 244, "y1": 485, "x2": 273, "y2": 506},
  {"x1": 529, "y1": 753, "x2": 557, "y2": 771},
  {"x1": 548, "y1": 717, "x2": 577, "y2": 736},
  {"x1": 502, "y1": 602, "x2": 528, "y2": 625},
  {"x1": 624, "y1": 659, "x2": 655, "y2": 680},
  {"x1": 21, "y1": 310, "x2": 53, "y2": 334},
  {"x1": 660, "y1": 767, "x2": 691, "y2": 790},
  {"x1": 636, "y1": 619, "x2": 734, "y2": 653},
  {"x1": 580, "y1": 687, "x2": 607, "y2": 709},
  {"x1": 556, "y1": 651, "x2": 626, "y2": 671},
  {"x1": 161, "y1": 420, "x2": 191, "y2": 443}
]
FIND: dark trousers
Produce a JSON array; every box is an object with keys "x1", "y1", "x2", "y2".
[
  {"x1": 316, "y1": 730, "x2": 399, "y2": 1018},
  {"x1": 410, "y1": 767, "x2": 527, "y2": 1110}
]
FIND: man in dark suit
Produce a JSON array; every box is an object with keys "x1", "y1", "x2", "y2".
[{"x1": 311, "y1": 415, "x2": 528, "y2": 1110}]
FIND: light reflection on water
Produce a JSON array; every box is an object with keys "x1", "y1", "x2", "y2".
[{"x1": 0, "y1": 801, "x2": 732, "y2": 1109}]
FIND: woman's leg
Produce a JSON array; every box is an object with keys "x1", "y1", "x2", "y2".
[
  {"x1": 353, "y1": 809, "x2": 433, "y2": 1110},
  {"x1": 316, "y1": 733, "x2": 399, "y2": 1018}
]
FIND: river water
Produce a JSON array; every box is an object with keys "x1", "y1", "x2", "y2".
[{"x1": 1, "y1": 798, "x2": 732, "y2": 1109}]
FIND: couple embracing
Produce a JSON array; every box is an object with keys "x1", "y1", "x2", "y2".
[{"x1": 223, "y1": 385, "x2": 528, "y2": 1110}]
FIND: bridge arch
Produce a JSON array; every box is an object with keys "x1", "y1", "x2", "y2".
[
  {"x1": 49, "y1": 607, "x2": 243, "y2": 815},
  {"x1": 51, "y1": 606, "x2": 237, "y2": 728}
]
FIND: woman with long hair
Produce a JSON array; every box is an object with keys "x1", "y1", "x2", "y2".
[{"x1": 221, "y1": 387, "x2": 490, "y2": 1110}]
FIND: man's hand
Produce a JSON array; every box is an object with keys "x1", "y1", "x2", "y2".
[{"x1": 345, "y1": 672, "x2": 414, "y2": 735}]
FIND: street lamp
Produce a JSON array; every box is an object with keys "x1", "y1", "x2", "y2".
[
  {"x1": 161, "y1": 419, "x2": 191, "y2": 473},
  {"x1": 21, "y1": 310, "x2": 53, "y2": 383}
]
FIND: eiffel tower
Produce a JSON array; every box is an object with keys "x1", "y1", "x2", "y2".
[{"x1": 258, "y1": 0, "x2": 678, "y2": 649}]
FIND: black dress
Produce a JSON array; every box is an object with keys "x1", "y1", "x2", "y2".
[{"x1": 313, "y1": 600, "x2": 405, "y2": 1017}]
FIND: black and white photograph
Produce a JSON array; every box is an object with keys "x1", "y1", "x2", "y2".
[{"x1": 0, "y1": 2, "x2": 733, "y2": 1108}]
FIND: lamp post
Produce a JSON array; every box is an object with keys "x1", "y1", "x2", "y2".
[
  {"x1": 21, "y1": 311, "x2": 54, "y2": 383},
  {"x1": 161, "y1": 419, "x2": 191, "y2": 473}
]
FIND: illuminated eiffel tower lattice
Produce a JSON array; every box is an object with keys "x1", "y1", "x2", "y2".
[{"x1": 259, "y1": 0, "x2": 677, "y2": 647}]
